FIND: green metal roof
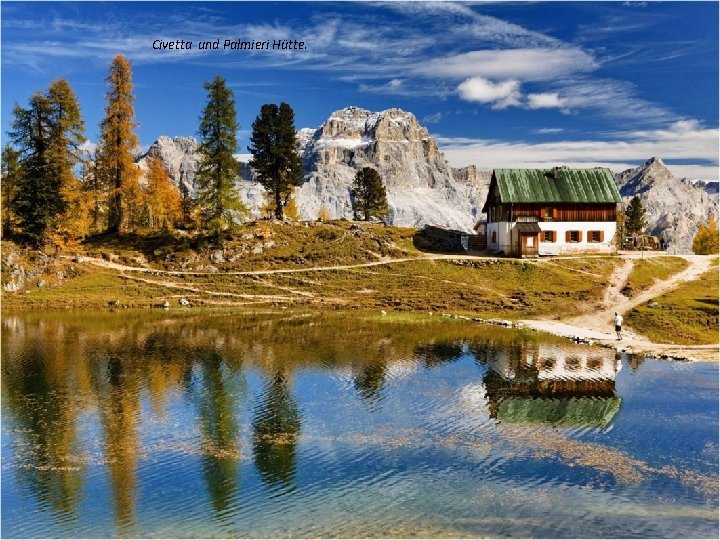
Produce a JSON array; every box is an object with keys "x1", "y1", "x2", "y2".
[
  {"x1": 494, "y1": 167, "x2": 622, "y2": 204},
  {"x1": 497, "y1": 396, "x2": 621, "y2": 427}
]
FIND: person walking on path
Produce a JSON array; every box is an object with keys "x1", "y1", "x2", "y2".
[{"x1": 614, "y1": 312, "x2": 624, "y2": 340}]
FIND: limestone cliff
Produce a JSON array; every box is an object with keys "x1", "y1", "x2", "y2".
[{"x1": 614, "y1": 157, "x2": 718, "y2": 253}]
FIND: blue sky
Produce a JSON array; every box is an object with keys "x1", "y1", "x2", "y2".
[{"x1": 2, "y1": 1, "x2": 718, "y2": 179}]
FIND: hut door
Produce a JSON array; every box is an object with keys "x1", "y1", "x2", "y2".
[{"x1": 522, "y1": 234, "x2": 536, "y2": 256}]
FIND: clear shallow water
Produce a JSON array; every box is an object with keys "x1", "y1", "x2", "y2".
[{"x1": 1, "y1": 311, "x2": 717, "y2": 538}]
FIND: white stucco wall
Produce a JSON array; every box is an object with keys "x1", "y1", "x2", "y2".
[
  {"x1": 487, "y1": 222, "x2": 513, "y2": 251},
  {"x1": 487, "y1": 221, "x2": 617, "y2": 256},
  {"x1": 538, "y1": 221, "x2": 617, "y2": 256}
]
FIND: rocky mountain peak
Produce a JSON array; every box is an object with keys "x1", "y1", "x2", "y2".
[
  {"x1": 616, "y1": 154, "x2": 675, "y2": 197},
  {"x1": 614, "y1": 157, "x2": 718, "y2": 252},
  {"x1": 293, "y1": 106, "x2": 489, "y2": 229}
]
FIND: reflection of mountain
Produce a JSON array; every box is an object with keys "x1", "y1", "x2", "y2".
[
  {"x1": 252, "y1": 372, "x2": 302, "y2": 490},
  {"x1": 484, "y1": 344, "x2": 622, "y2": 427}
]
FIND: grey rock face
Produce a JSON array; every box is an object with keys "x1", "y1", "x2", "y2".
[
  {"x1": 137, "y1": 107, "x2": 492, "y2": 231},
  {"x1": 614, "y1": 157, "x2": 719, "y2": 253},
  {"x1": 138, "y1": 136, "x2": 200, "y2": 194},
  {"x1": 294, "y1": 107, "x2": 490, "y2": 230}
]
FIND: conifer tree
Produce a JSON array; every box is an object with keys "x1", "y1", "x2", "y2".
[
  {"x1": 692, "y1": 215, "x2": 719, "y2": 255},
  {"x1": 145, "y1": 155, "x2": 181, "y2": 230},
  {"x1": 46, "y1": 79, "x2": 91, "y2": 243},
  {"x1": 196, "y1": 75, "x2": 246, "y2": 235},
  {"x1": 9, "y1": 92, "x2": 55, "y2": 245},
  {"x1": 179, "y1": 179, "x2": 198, "y2": 230},
  {"x1": 352, "y1": 167, "x2": 390, "y2": 221},
  {"x1": 248, "y1": 102, "x2": 303, "y2": 220},
  {"x1": 9, "y1": 80, "x2": 86, "y2": 246},
  {"x1": 80, "y1": 147, "x2": 105, "y2": 233},
  {"x1": 1, "y1": 145, "x2": 22, "y2": 237},
  {"x1": 96, "y1": 55, "x2": 140, "y2": 233},
  {"x1": 625, "y1": 196, "x2": 646, "y2": 235}
]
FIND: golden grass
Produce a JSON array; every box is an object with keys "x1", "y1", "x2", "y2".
[
  {"x1": 623, "y1": 256, "x2": 689, "y2": 297},
  {"x1": 626, "y1": 261, "x2": 719, "y2": 345}
]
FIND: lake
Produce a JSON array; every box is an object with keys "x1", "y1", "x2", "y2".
[{"x1": 1, "y1": 310, "x2": 717, "y2": 538}]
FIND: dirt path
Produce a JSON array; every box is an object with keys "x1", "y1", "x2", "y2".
[
  {"x1": 521, "y1": 254, "x2": 717, "y2": 361},
  {"x1": 66, "y1": 254, "x2": 468, "y2": 276}
]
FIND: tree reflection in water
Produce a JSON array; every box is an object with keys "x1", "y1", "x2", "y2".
[
  {"x1": 2, "y1": 338, "x2": 85, "y2": 526},
  {"x1": 252, "y1": 371, "x2": 302, "y2": 492},
  {"x1": 193, "y1": 350, "x2": 243, "y2": 514},
  {"x1": 94, "y1": 356, "x2": 142, "y2": 537},
  {"x1": 353, "y1": 361, "x2": 387, "y2": 408}
]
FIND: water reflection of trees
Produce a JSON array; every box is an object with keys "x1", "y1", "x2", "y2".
[
  {"x1": 190, "y1": 350, "x2": 244, "y2": 514},
  {"x1": 92, "y1": 356, "x2": 142, "y2": 537},
  {"x1": 353, "y1": 361, "x2": 387, "y2": 405},
  {"x1": 1, "y1": 326, "x2": 86, "y2": 527},
  {"x1": 252, "y1": 371, "x2": 301, "y2": 491},
  {"x1": 2, "y1": 311, "x2": 548, "y2": 524},
  {"x1": 415, "y1": 341, "x2": 464, "y2": 368}
]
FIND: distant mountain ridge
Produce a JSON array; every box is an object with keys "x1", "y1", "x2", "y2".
[
  {"x1": 614, "y1": 157, "x2": 718, "y2": 252},
  {"x1": 136, "y1": 109, "x2": 717, "y2": 252}
]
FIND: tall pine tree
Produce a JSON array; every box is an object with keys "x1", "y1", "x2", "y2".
[
  {"x1": 625, "y1": 196, "x2": 647, "y2": 235},
  {"x1": 196, "y1": 75, "x2": 246, "y2": 236},
  {"x1": 352, "y1": 167, "x2": 390, "y2": 221},
  {"x1": 46, "y1": 79, "x2": 90, "y2": 243},
  {"x1": 97, "y1": 55, "x2": 140, "y2": 233},
  {"x1": 9, "y1": 80, "x2": 86, "y2": 246},
  {"x1": 248, "y1": 102, "x2": 303, "y2": 220},
  {"x1": 9, "y1": 92, "x2": 55, "y2": 245}
]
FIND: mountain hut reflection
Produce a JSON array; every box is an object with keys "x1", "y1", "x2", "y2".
[{"x1": 483, "y1": 344, "x2": 622, "y2": 428}]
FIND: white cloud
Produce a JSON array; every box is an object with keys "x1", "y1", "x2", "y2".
[
  {"x1": 422, "y1": 112, "x2": 443, "y2": 124},
  {"x1": 79, "y1": 139, "x2": 97, "y2": 154},
  {"x1": 527, "y1": 92, "x2": 569, "y2": 111},
  {"x1": 457, "y1": 77, "x2": 521, "y2": 109},
  {"x1": 535, "y1": 127, "x2": 565, "y2": 134},
  {"x1": 417, "y1": 48, "x2": 597, "y2": 81},
  {"x1": 439, "y1": 121, "x2": 719, "y2": 180}
]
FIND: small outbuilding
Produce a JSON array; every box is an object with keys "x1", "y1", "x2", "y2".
[{"x1": 481, "y1": 166, "x2": 622, "y2": 257}]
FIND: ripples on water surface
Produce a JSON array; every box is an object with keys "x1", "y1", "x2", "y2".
[{"x1": 1, "y1": 311, "x2": 717, "y2": 538}]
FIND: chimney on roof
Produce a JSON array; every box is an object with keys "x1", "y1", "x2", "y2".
[{"x1": 550, "y1": 166, "x2": 567, "y2": 179}]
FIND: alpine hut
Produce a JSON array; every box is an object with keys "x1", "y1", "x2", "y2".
[{"x1": 482, "y1": 166, "x2": 622, "y2": 257}]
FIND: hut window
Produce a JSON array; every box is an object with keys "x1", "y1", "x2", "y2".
[
  {"x1": 566, "y1": 230, "x2": 582, "y2": 243},
  {"x1": 491, "y1": 231, "x2": 497, "y2": 244},
  {"x1": 565, "y1": 357, "x2": 581, "y2": 371},
  {"x1": 588, "y1": 230, "x2": 603, "y2": 243},
  {"x1": 543, "y1": 230, "x2": 556, "y2": 242}
]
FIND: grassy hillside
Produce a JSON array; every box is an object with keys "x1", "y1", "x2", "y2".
[
  {"x1": 626, "y1": 259, "x2": 719, "y2": 345},
  {"x1": 1, "y1": 221, "x2": 621, "y2": 318},
  {"x1": 622, "y1": 256, "x2": 689, "y2": 297}
]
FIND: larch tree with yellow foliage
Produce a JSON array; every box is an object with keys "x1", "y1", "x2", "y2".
[
  {"x1": 692, "y1": 215, "x2": 719, "y2": 255},
  {"x1": 46, "y1": 79, "x2": 92, "y2": 244},
  {"x1": 96, "y1": 55, "x2": 141, "y2": 233},
  {"x1": 145, "y1": 155, "x2": 181, "y2": 230}
]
